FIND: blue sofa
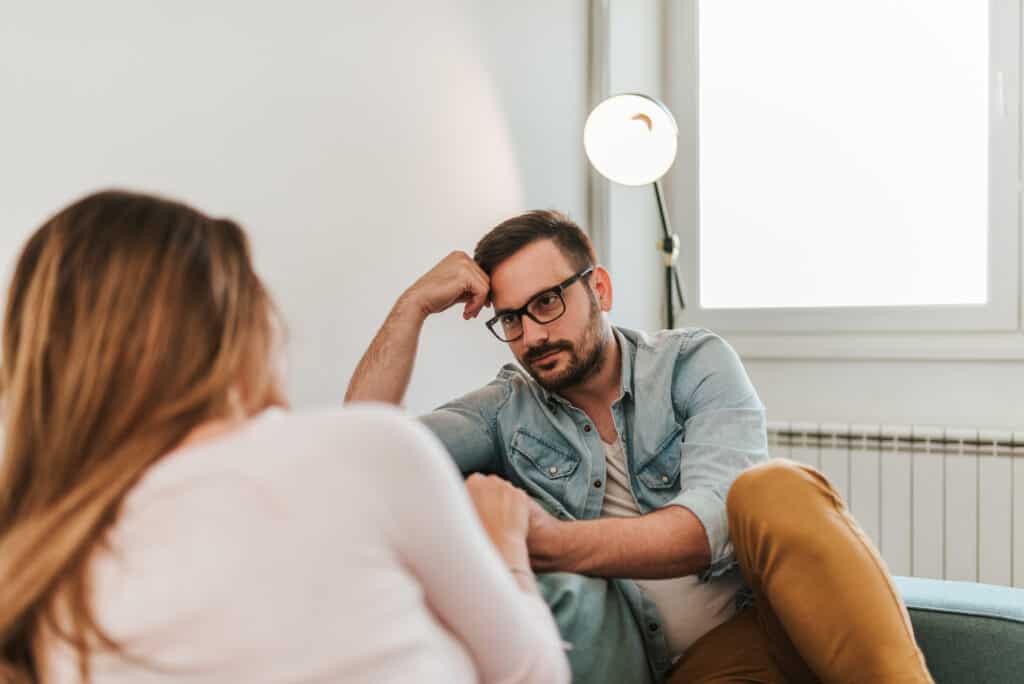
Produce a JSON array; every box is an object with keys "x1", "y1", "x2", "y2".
[{"x1": 895, "y1": 576, "x2": 1024, "y2": 683}]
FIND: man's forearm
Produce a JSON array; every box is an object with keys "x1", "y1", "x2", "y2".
[
  {"x1": 344, "y1": 296, "x2": 428, "y2": 405},
  {"x1": 529, "y1": 505, "x2": 712, "y2": 579},
  {"x1": 345, "y1": 251, "x2": 491, "y2": 405}
]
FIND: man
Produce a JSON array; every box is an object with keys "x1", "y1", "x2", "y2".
[{"x1": 346, "y1": 210, "x2": 932, "y2": 683}]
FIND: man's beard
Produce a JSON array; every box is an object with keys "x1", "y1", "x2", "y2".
[{"x1": 521, "y1": 294, "x2": 608, "y2": 393}]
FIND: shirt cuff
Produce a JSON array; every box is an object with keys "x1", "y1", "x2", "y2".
[{"x1": 667, "y1": 487, "x2": 736, "y2": 582}]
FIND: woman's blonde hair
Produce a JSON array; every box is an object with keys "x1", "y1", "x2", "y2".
[{"x1": 0, "y1": 190, "x2": 281, "y2": 682}]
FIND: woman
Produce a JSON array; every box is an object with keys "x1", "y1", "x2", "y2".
[{"x1": 0, "y1": 191, "x2": 569, "y2": 683}]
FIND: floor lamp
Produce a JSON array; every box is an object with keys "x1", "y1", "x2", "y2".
[{"x1": 584, "y1": 93, "x2": 686, "y2": 328}]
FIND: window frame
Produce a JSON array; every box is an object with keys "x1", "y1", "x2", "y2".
[{"x1": 666, "y1": 0, "x2": 1022, "y2": 336}]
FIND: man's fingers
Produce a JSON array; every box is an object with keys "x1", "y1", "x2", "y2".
[
  {"x1": 429, "y1": 252, "x2": 489, "y2": 320},
  {"x1": 465, "y1": 291, "x2": 489, "y2": 319},
  {"x1": 461, "y1": 287, "x2": 486, "y2": 320},
  {"x1": 476, "y1": 272, "x2": 493, "y2": 315},
  {"x1": 462, "y1": 258, "x2": 490, "y2": 300},
  {"x1": 469, "y1": 258, "x2": 490, "y2": 284},
  {"x1": 461, "y1": 270, "x2": 491, "y2": 319}
]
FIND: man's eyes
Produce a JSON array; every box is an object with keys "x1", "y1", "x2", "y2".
[{"x1": 497, "y1": 292, "x2": 559, "y2": 324}]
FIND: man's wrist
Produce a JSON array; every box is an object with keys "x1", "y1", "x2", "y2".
[
  {"x1": 392, "y1": 292, "x2": 430, "y2": 326},
  {"x1": 529, "y1": 518, "x2": 575, "y2": 572}
]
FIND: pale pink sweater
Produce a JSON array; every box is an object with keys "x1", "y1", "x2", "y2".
[{"x1": 37, "y1": 405, "x2": 569, "y2": 684}]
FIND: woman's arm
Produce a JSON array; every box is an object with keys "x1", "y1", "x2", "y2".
[{"x1": 377, "y1": 417, "x2": 570, "y2": 684}]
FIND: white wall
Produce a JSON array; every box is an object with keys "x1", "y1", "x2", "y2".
[
  {"x1": 744, "y1": 360, "x2": 1024, "y2": 430},
  {"x1": 0, "y1": 1, "x2": 589, "y2": 413}
]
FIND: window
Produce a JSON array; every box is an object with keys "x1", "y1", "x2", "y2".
[{"x1": 670, "y1": 1, "x2": 1020, "y2": 333}]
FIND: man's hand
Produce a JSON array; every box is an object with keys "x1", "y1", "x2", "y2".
[
  {"x1": 403, "y1": 251, "x2": 491, "y2": 320},
  {"x1": 525, "y1": 497, "x2": 569, "y2": 572}
]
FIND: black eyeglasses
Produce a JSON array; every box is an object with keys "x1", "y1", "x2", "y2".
[{"x1": 485, "y1": 266, "x2": 594, "y2": 342}]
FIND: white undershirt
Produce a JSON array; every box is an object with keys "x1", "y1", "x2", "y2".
[{"x1": 601, "y1": 438, "x2": 741, "y2": 659}]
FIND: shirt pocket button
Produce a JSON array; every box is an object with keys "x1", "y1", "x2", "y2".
[{"x1": 549, "y1": 466, "x2": 559, "y2": 475}]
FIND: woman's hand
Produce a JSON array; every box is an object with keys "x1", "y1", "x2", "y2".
[{"x1": 465, "y1": 474, "x2": 531, "y2": 571}]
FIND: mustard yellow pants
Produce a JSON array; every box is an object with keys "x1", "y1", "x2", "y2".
[{"x1": 668, "y1": 460, "x2": 934, "y2": 684}]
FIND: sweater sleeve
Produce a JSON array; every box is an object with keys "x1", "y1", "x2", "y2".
[{"x1": 373, "y1": 413, "x2": 570, "y2": 684}]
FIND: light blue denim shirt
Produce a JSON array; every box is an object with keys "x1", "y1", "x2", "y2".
[{"x1": 421, "y1": 326, "x2": 768, "y2": 682}]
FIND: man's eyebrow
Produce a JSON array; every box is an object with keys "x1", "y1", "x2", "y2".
[{"x1": 493, "y1": 283, "x2": 561, "y2": 316}]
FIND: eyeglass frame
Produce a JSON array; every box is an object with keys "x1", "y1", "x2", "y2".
[{"x1": 484, "y1": 266, "x2": 595, "y2": 342}]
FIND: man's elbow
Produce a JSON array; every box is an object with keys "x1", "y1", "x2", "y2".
[{"x1": 664, "y1": 504, "x2": 713, "y2": 574}]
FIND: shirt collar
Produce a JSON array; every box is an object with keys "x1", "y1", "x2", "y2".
[{"x1": 613, "y1": 326, "x2": 635, "y2": 400}]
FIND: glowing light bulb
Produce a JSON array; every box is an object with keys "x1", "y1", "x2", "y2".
[{"x1": 584, "y1": 94, "x2": 678, "y2": 186}]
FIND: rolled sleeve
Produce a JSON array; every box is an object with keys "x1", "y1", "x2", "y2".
[
  {"x1": 418, "y1": 376, "x2": 510, "y2": 475},
  {"x1": 666, "y1": 331, "x2": 769, "y2": 579},
  {"x1": 669, "y1": 487, "x2": 733, "y2": 578}
]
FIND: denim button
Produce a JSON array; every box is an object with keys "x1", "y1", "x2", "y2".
[
  {"x1": 583, "y1": 424, "x2": 592, "y2": 433},
  {"x1": 648, "y1": 623, "x2": 659, "y2": 632},
  {"x1": 549, "y1": 466, "x2": 558, "y2": 475},
  {"x1": 593, "y1": 479, "x2": 602, "y2": 488},
  {"x1": 661, "y1": 475, "x2": 669, "y2": 483}
]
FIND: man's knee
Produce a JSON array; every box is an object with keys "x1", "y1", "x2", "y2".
[{"x1": 726, "y1": 459, "x2": 821, "y2": 526}]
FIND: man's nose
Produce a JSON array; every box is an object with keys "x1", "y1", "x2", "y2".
[{"x1": 521, "y1": 315, "x2": 549, "y2": 347}]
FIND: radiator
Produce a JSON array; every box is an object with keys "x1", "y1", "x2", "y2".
[{"x1": 767, "y1": 422, "x2": 1024, "y2": 588}]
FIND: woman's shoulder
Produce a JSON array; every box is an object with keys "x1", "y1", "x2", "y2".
[
  {"x1": 95, "y1": 404, "x2": 446, "y2": 625},
  {"x1": 124, "y1": 403, "x2": 456, "y2": 530},
  {"x1": 252, "y1": 402, "x2": 436, "y2": 450},
  {"x1": 136, "y1": 404, "x2": 435, "y2": 483},
  {"x1": 252, "y1": 402, "x2": 455, "y2": 478}
]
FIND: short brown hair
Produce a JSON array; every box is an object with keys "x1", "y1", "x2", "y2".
[{"x1": 474, "y1": 210, "x2": 597, "y2": 275}]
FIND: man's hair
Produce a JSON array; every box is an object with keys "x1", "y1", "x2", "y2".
[{"x1": 474, "y1": 210, "x2": 597, "y2": 276}]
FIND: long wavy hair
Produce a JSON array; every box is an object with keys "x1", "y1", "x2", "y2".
[{"x1": 0, "y1": 190, "x2": 282, "y2": 682}]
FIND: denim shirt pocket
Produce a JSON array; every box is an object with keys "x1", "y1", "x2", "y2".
[
  {"x1": 509, "y1": 429, "x2": 581, "y2": 499},
  {"x1": 635, "y1": 424, "x2": 683, "y2": 501}
]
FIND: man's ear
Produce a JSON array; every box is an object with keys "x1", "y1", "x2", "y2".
[{"x1": 591, "y1": 266, "x2": 613, "y2": 312}]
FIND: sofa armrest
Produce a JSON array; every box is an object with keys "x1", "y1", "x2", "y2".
[{"x1": 894, "y1": 576, "x2": 1024, "y2": 684}]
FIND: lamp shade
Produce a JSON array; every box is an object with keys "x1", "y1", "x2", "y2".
[{"x1": 584, "y1": 93, "x2": 678, "y2": 186}]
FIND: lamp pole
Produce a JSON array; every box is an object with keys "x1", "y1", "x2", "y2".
[
  {"x1": 653, "y1": 179, "x2": 686, "y2": 328},
  {"x1": 583, "y1": 93, "x2": 683, "y2": 329}
]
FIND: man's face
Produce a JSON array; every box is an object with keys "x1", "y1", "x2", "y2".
[{"x1": 489, "y1": 240, "x2": 611, "y2": 392}]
